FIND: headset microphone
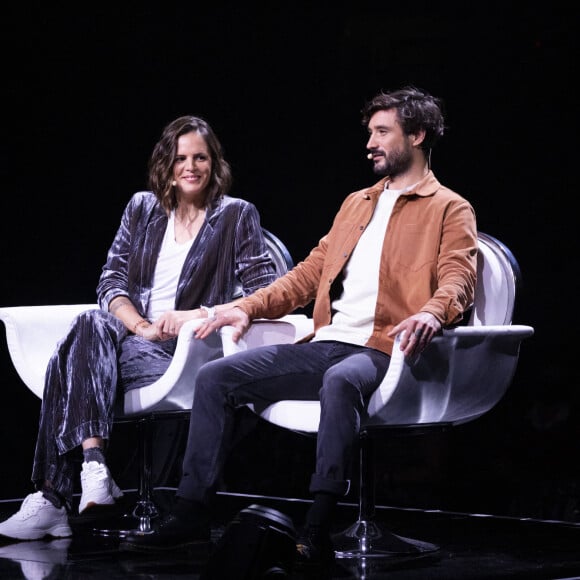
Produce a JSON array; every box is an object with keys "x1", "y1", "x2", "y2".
[{"x1": 367, "y1": 153, "x2": 373, "y2": 160}]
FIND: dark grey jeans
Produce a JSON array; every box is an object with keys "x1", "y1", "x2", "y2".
[{"x1": 177, "y1": 340, "x2": 391, "y2": 504}]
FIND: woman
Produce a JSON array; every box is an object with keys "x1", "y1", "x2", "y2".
[{"x1": 0, "y1": 116, "x2": 278, "y2": 541}]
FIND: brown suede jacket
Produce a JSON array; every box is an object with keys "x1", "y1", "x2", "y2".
[{"x1": 238, "y1": 171, "x2": 478, "y2": 356}]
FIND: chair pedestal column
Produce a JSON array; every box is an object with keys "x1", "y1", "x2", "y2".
[
  {"x1": 332, "y1": 432, "x2": 439, "y2": 559},
  {"x1": 93, "y1": 417, "x2": 159, "y2": 537},
  {"x1": 127, "y1": 416, "x2": 159, "y2": 531}
]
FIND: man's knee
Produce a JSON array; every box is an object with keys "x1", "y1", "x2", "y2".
[{"x1": 196, "y1": 357, "x2": 229, "y2": 390}]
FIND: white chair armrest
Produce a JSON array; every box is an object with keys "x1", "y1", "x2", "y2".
[
  {"x1": 220, "y1": 314, "x2": 314, "y2": 356},
  {"x1": 125, "y1": 315, "x2": 314, "y2": 415},
  {"x1": 366, "y1": 324, "x2": 535, "y2": 426},
  {"x1": 123, "y1": 318, "x2": 223, "y2": 415},
  {"x1": 0, "y1": 304, "x2": 98, "y2": 399}
]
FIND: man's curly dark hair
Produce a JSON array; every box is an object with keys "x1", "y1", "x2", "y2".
[{"x1": 361, "y1": 86, "x2": 446, "y2": 152}]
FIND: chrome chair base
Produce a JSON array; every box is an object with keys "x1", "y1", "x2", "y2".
[
  {"x1": 92, "y1": 499, "x2": 159, "y2": 537},
  {"x1": 332, "y1": 519, "x2": 438, "y2": 559}
]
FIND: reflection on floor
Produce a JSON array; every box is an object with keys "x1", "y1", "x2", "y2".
[{"x1": 1, "y1": 489, "x2": 580, "y2": 579}]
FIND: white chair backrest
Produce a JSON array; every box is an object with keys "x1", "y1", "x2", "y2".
[
  {"x1": 469, "y1": 232, "x2": 520, "y2": 326},
  {"x1": 0, "y1": 304, "x2": 98, "y2": 399},
  {"x1": 263, "y1": 229, "x2": 294, "y2": 275}
]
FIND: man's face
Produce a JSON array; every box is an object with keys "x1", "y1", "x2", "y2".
[{"x1": 366, "y1": 109, "x2": 414, "y2": 178}]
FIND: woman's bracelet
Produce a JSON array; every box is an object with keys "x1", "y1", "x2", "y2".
[
  {"x1": 200, "y1": 305, "x2": 216, "y2": 319},
  {"x1": 133, "y1": 319, "x2": 149, "y2": 334}
]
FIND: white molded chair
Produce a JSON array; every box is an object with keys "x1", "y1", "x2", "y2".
[
  {"x1": 0, "y1": 228, "x2": 307, "y2": 535},
  {"x1": 224, "y1": 231, "x2": 535, "y2": 559}
]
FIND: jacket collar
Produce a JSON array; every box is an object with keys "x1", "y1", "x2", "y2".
[{"x1": 363, "y1": 171, "x2": 441, "y2": 201}]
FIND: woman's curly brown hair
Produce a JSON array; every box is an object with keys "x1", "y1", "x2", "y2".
[{"x1": 148, "y1": 116, "x2": 233, "y2": 214}]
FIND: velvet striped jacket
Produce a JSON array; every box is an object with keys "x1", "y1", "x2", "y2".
[{"x1": 96, "y1": 191, "x2": 277, "y2": 317}]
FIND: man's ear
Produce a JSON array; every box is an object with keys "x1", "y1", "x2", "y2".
[{"x1": 411, "y1": 129, "x2": 426, "y2": 147}]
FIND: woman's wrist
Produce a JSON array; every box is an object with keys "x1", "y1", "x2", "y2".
[{"x1": 133, "y1": 319, "x2": 150, "y2": 335}]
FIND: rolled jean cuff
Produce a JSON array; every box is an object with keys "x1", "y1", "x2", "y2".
[{"x1": 309, "y1": 474, "x2": 351, "y2": 497}]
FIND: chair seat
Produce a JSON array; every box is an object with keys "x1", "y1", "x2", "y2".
[{"x1": 258, "y1": 400, "x2": 320, "y2": 433}]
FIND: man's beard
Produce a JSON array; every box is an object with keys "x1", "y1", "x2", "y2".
[{"x1": 372, "y1": 143, "x2": 413, "y2": 178}]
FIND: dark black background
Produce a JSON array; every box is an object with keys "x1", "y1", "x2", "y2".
[{"x1": 1, "y1": 2, "x2": 577, "y2": 521}]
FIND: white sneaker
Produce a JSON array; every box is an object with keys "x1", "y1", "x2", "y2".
[
  {"x1": 0, "y1": 492, "x2": 72, "y2": 541},
  {"x1": 79, "y1": 461, "x2": 124, "y2": 514}
]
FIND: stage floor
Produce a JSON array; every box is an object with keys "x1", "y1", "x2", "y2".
[{"x1": 1, "y1": 489, "x2": 579, "y2": 579}]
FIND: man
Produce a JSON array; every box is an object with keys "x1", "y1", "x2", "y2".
[{"x1": 121, "y1": 86, "x2": 478, "y2": 568}]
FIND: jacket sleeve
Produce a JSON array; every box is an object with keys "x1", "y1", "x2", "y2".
[
  {"x1": 96, "y1": 193, "x2": 143, "y2": 311},
  {"x1": 238, "y1": 233, "x2": 328, "y2": 319},
  {"x1": 422, "y1": 199, "x2": 478, "y2": 326}
]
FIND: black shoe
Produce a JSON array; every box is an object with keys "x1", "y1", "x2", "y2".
[
  {"x1": 119, "y1": 513, "x2": 210, "y2": 553},
  {"x1": 295, "y1": 526, "x2": 335, "y2": 568}
]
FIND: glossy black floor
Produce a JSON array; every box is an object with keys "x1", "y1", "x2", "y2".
[{"x1": 1, "y1": 488, "x2": 580, "y2": 580}]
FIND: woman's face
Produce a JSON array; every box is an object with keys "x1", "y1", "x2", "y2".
[{"x1": 172, "y1": 131, "x2": 212, "y2": 201}]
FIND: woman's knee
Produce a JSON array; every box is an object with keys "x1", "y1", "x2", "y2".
[
  {"x1": 76, "y1": 308, "x2": 106, "y2": 324},
  {"x1": 70, "y1": 309, "x2": 118, "y2": 334}
]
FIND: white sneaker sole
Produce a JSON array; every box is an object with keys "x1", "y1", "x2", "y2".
[{"x1": 0, "y1": 521, "x2": 72, "y2": 541}]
